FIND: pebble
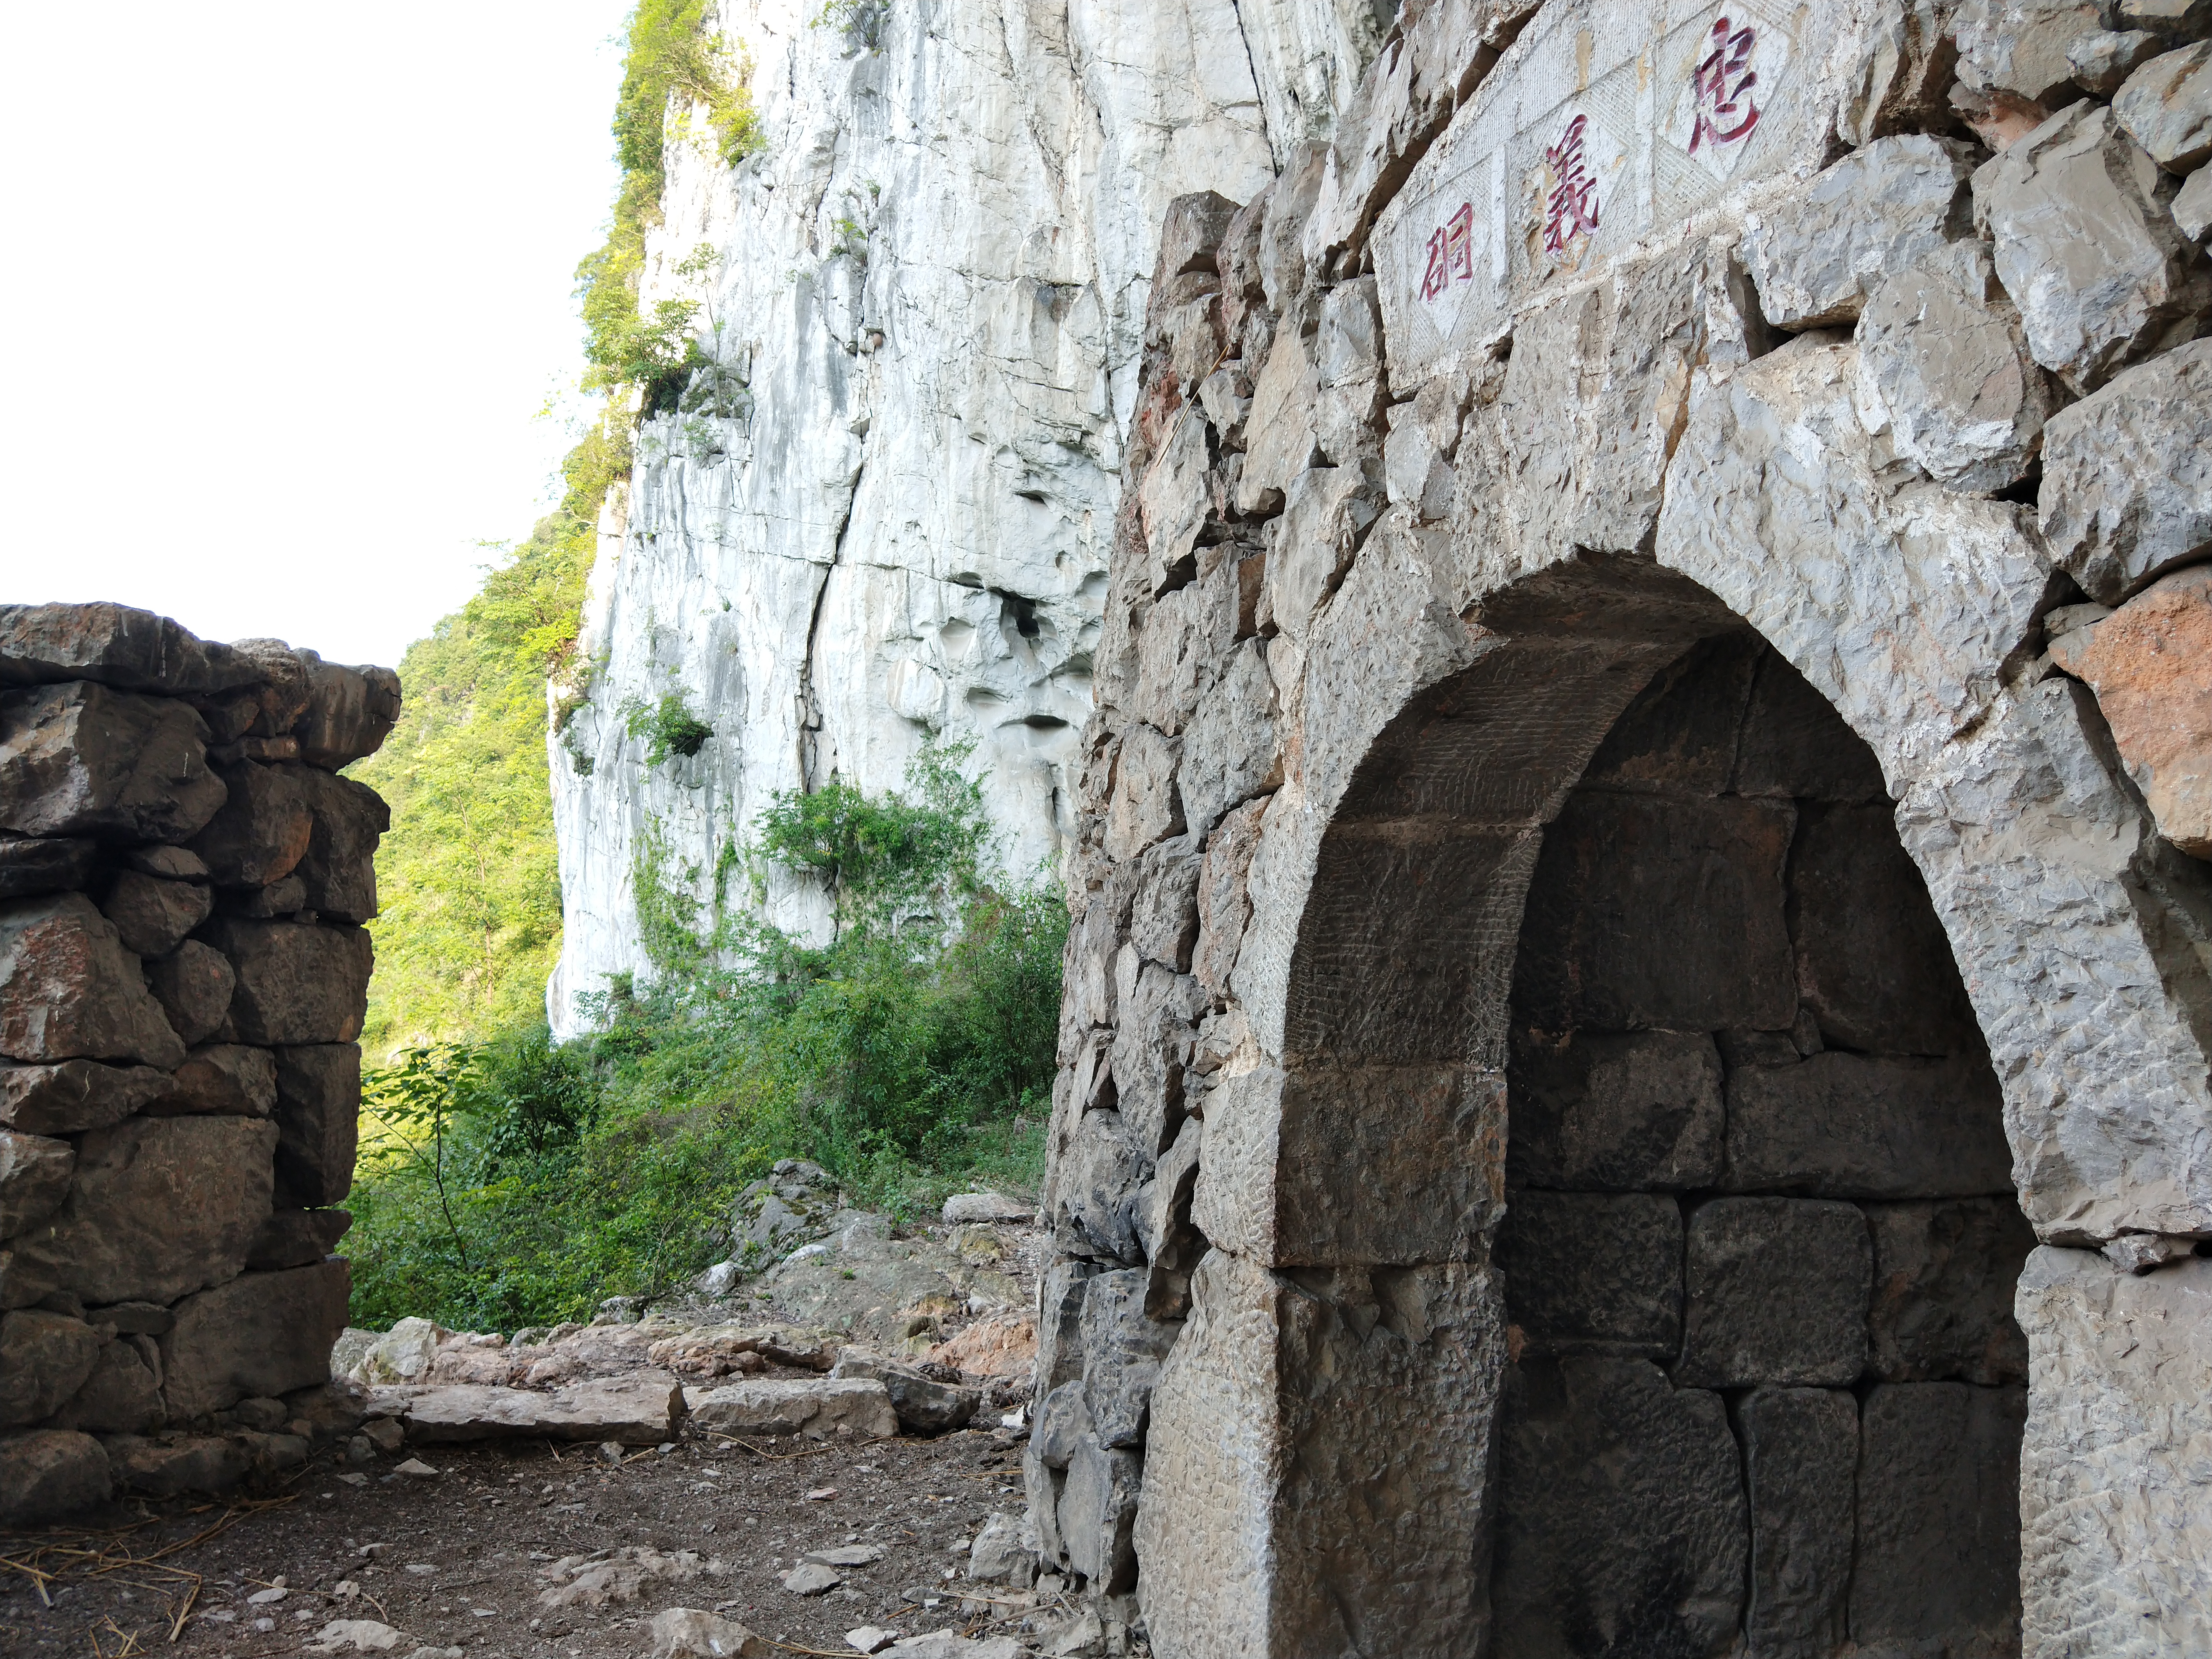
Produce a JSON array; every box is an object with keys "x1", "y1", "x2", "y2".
[
  {"x1": 847, "y1": 1627, "x2": 898, "y2": 1653},
  {"x1": 393, "y1": 1458, "x2": 440, "y2": 1479}
]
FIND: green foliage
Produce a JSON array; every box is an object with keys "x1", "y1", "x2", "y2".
[
  {"x1": 620, "y1": 689, "x2": 713, "y2": 765},
  {"x1": 347, "y1": 754, "x2": 1066, "y2": 1332},
  {"x1": 812, "y1": 0, "x2": 888, "y2": 49}
]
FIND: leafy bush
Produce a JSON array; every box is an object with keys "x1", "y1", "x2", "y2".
[{"x1": 620, "y1": 689, "x2": 713, "y2": 765}]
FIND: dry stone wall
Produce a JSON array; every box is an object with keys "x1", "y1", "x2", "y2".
[
  {"x1": 1038, "y1": 1, "x2": 2212, "y2": 1655},
  {"x1": 0, "y1": 604, "x2": 395, "y2": 1525}
]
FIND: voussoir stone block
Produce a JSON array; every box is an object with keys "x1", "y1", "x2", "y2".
[
  {"x1": 1742, "y1": 1386, "x2": 1858, "y2": 1659},
  {"x1": 98, "y1": 870, "x2": 212, "y2": 959},
  {"x1": 1725, "y1": 1053, "x2": 2015, "y2": 1198},
  {"x1": 0, "y1": 1128, "x2": 75, "y2": 1240},
  {"x1": 1506, "y1": 1029, "x2": 1724, "y2": 1192},
  {"x1": 0, "y1": 1428, "x2": 111, "y2": 1524},
  {"x1": 1742, "y1": 135, "x2": 1975, "y2": 330},
  {"x1": 0, "y1": 893, "x2": 187, "y2": 1070},
  {"x1": 1497, "y1": 1190, "x2": 1683, "y2": 1359},
  {"x1": 1868, "y1": 1197, "x2": 2036, "y2": 1383},
  {"x1": 1678, "y1": 1198, "x2": 1871, "y2": 1388},
  {"x1": 0, "y1": 1058, "x2": 169, "y2": 1135},
  {"x1": 0, "y1": 681, "x2": 225, "y2": 844},
  {"x1": 201, "y1": 917, "x2": 372, "y2": 1045},
  {"x1": 160, "y1": 1259, "x2": 350, "y2": 1420},
  {"x1": 0, "y1": 1308, "x2": 104, "y2": 1425}
]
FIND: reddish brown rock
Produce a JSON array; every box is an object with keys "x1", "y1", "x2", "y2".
[
  {"x1": 0, "y1": 682, "x2": 226, "y2": 844},
  {"x1": 2048, "y1": 566, "x2": 2212, "y2": 855},
  {"x1": 185, "y1": 761, "x2": 311, "y2": 888},
  {"x1": 201, "y1": 919, "x2": 372, "y2": 1046},
  {"x1": 145, "y1": 1045, "x2": 276, "y2": 1118},
  {"x1": 144, "y1": 941, "x2": 235, "y2": 1047},
  {"x1": 0, "y1": 603, "x2": 259, "y2": 697},
  {"x1": 98, "y1": 870, "x2": 213, "y2": 958},
  {"x1": 0, "y1": 894, "x2": 187, "y2": 1069},
  {"x1": 0, "y1": 1059, "x2": 169, "y2": 1135}
]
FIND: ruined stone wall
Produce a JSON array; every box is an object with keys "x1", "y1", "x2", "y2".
[
  {"x1": 1037, "y1": 1, "x2": 2212, "y2": 1654},
  {"x1": 0, "y1": 605, "x2": 397, "y2": 1525}
]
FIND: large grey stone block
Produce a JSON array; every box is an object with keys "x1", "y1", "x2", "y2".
[
  {"x1": 1491, "y1": 1356, "x2": 1746, "y2": 1659},
  {"x1": 160, "y1": 1260, "x2": 351, "y2": 1420},
  {"x1": 1506, "y1": 1030, "x2": 1724, "y2": 1192},
  {"x1": 271, "y1": 1043, "x2": 359, "y2": 1208},
  {"x1": 186, "y1": 761, "x2": 311, "y2": 889},
  {"x1": 1868, "y1": 1198, "x2": 2036, "y2": 1384},
  {"x1": 1956, "y1": 0, "x2": 2108, "y2": 101},
  {"x1": 1034, "y1": 1259, "x2": 1100, "y2": 1397},
  {"x1": 146, "y1": 1043, "x2": 276, "y2": 1119},
  {"x1": 1497, "y1": 1190, "x2": 1682, "y2": 1359},
  {"x1": 1725, "y1": 1053, "x2": 2014, "y2": 1198},
  {"x1": 0, "y1": 893, "x2": 187, "y2": 1070},
  {"x1": 201, "y1": 918, "x2": 372, "y2": 1046},
  {"x1": 0, "y1": 682, "x2": 226, "y2": 844},
  {"x1": 1742, "y1": 1387, "x2": 1858, "y2": 1659},
  {"x1": 1677, "y1": 1198, "x2": 1871, "y2": 1388},
  {"x1": 1078, "y1": 1269, "x2": 1180, "y2": 1449},
  {"x1": 1853, "y1": 1382, "x2": 2026, "y2": 1655}
]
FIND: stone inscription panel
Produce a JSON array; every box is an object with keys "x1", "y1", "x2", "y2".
[{"x1": 1376, "y1": 0, "x2": 1853, "y2": 385}]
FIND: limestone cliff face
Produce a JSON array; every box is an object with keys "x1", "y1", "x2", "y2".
[{"x1": 547, "y1": 0, "x2": 1386, "y2": 1029}]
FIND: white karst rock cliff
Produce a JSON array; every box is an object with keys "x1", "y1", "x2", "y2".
[{"x1": 547, "y1": 0, "x2": 1388, "y2": 1031}]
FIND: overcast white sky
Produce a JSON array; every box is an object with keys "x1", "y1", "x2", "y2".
[{"x1": 0, "y1": 3, "x2": 632, "y2": 669}]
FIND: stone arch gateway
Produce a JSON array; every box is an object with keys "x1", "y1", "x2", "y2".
[{"x1": 1036, "y1": 5, "x2": 2212, "y2": 1655}]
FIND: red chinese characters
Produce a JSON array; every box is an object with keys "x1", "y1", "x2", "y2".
[
  {"x1": 1689, "y1": 16, "x2": 1760, "y2": 153},
  {"x1": 1421, "y1": 201, "x2": 1476, "y2": 302},
  {"x1": 1542, "y1": 114, "x2": 1600, "y2": 256}
]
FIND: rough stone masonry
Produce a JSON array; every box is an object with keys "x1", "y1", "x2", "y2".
[
  {"x1": 0, "y1": 603, "x2": 397, "y2": 1524},
  {"x1": 1038, "y1": 2, "x2": 2212, "y2": 1656}
]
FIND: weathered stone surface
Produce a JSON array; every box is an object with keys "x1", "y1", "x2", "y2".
[
  {"x1": 1046, "y1": 1110, "x2": 1146, "y2": 1266},
  {"x1": 1725, "y1": 1054, "x2": 2015, "y2": 1198},
  {"x1": 3, "y1": 1115, "x2": 275, "y2": 1307},
  {"x1": 1076, "y1": 1270, "x2": 1180, "y2": 1448},
  {"x1": 1034, "y1": 1261, "x2": 1099, "y2": 1397},
  {"x1": 1956, "y1": 0, "x2": 2108, "y2": 101},
  {"x1": 0, "y1": 1058, "x2": 167, "y2": 1135},
  {"x1": 1677, "y1": 1198, "x2": 1871, "y2": 1388},
  {"x1": 294, "y1": 655, "x2": 402, "y2": 772},
  {"x1": 0, "y1": 834, "x2": 99, "y2": 900},
  {"x1": 1506, "y1": 1030, "x2": 1724, "y2": 1192},
  {"x1": 144, "y1": 940, "x2": 235, "y2": 1048},
  {"x1": 0, "y1": 1128, "x2": 74, "y2": 1240},
  {"x1": 49, "y1": 1336, "x2": 165, "y2": 1433},
  {"x1": 289, "y1": 767, "x2": 386, "y2": 921},
  {"x1": 1856, "y1": 239, "x2": 2057, "y2": 493},
  {"x1": 2017, "y1": 1247, "x2": 2212, "y2": 1653},
  {"x1": 2115, "y1": 40, "x2": 2212, "y2": 170},
  {"x1": 0, "y1": 682, "x2": 226, "y2": 844},
  {"x1": 1101, "y1": 726, "x2": 1183, "y2": 864},
  {"x1": 271, "y1": 1043, "x2": 359, "y2": 1207},
  {"x1": 147, "y1": 1044, "x2": 277, "y2": 1118},
  {"x1": 0, "y1": 893, "x2": 187, "y2": 1068},
  {"x1": 1059, "y1": 1433, "x2": 1140, "y2": 1592},
  {"x1": 1111, "y1": 962, "x2": 1204, "y2": 1157},
  {"x1": 1177, "y1": 640, "x2": 1280, "y2": 838},
  {"x1": 1730, "y1": 647, "x2": 1893, "y2": 804},
  {"x1": 2048, "y1": 564, "x2": 2212, "y2": 855},
  {"x1": 2176, "y1": 155, "x2": 2212, "y2": 235},
  {"x1": 1491, "y1": 1356, "x2": 1746, "y2": 1659},
  {"x1": 967, "y1": 1510, "x2": 1041, "y2": 1588},
  {"x1": 1741, "y1": 1386, "x2": 1858, "y2": 1659},
  {"x1": 649, "y1": 1607, "x2": 766, "y2": 1659},
  {"x1": 2072, "y1": 27, "x2": 2176, "y2": 95},
  {"x1": 682, "y1": 1377, "x2": 895, "y2": 1438},
  {"x1": 1235, "y1": 325, "x2": 1321, "y2": 514},
  {"x1": 0, "y1": 1428, "x2": 110, "y2": 1523},
  {"x1": 0, "y1": 1309, "x2": 102, "y2": 1424},
  {"x1": 1973, "y1": 99, "x2": 2211, "y2": 392},
  {"x1": 1128, "y1": 844, "x2": 1201, "y2": 973},
  {"x1": 391, "y1": 1374, "x2": 683, "y2": 1445},
  {"x1": 1742, "y1": 136, "x2": 1975, "y2": 330},
  {"x1": 1498, "y1": 1191, "x2": 1682, "y2": 1359},
  {"x1": 246, "y1": 1207, "x2": 352, "y2": 1271},
  {"x1": 829, "y1": 1350, "x2": 979, "y2": 1435},
  {"x1": 1513, "y1": 792, "x2": 1796, "y2": 1034},
  {"x1": 102, "y1": 1431, "x2": 250, "y2": 1497},
  {"x1": 1869, "y1": 1198, "x2": 2036, "y2": 1383},
  {"x1": 1854, "y1": 1382, "x2": 2027, "y2": 1654},
  {"x1": 97, "y1": 870, "x2": 212, "y2": 959},
  {"x1": 0, "y1": 603, "x2": 258, "y2": 697},
  {"x1": 1032, "y1": 1381, "x2": 1090, "y2": 1474},
  {"x1": 1192, "y1": 795, "x2": 1266, "y2": 1000},
  {"x1": 1841, "y1": 0, "x2": 1969, "y2": 146},
  {"x1": 939, "y1": 1191, "x2": 1032, "y2": 1226},
  {"x1": 161, "y1": 1260, "x2": 350, "y2": 1420},
  {"x1": 1578, "y1": 635, "x2": 1761, "y2": 798},
  {"x1": 187, "y1": 761, "x2": 311, "y2": 889},
  {"x1": 202, "y1": 919, "x2": 372, "y2": 1046}
]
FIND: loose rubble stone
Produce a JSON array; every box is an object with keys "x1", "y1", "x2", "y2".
[
  {"x1": 1506, "y1": 1030, "x2": 1724, "y2": 1192},
  {"x1": 202, "y1": 917, "x2": 372, "y2": 1045},
  {"x1": 0, "y1": 1128, "x2": 74, "y2": 1239},
  {"x1": 1741, "y1": 1387, "x2": 1858, "y2": 1659},
  {"x1": 2041, "y1": 336, "x2": 2212, "y2": 601},
  {"x1": 683, "y1": 1377, "x2": 896, "y2": 1438},
  {"x1": 0, "y1": 1309, "x2": 103, "y2": 1424},
  {"x1": 1742, "y1": 136, "x2": 1975, "y2": 330},
  {"x1": 781, "y1": 1561, "x2": 843, "y2": 1595},
  {"x1": 2047, "y1": 565, "x2": 2212, "y2": 854},
  {"x1": 1973, "y1": 99, "x2": 2212, "y2": 392},
  {"x1": 383, "y1": 1374, "x2": 684, "y2": 1445},
  {"x1": 0, "y1": 1427, "x2": 110, "y2": 1523},
  {"x1": 0, "y1": 682, "x2": 227, "y2": 844},
  {"x1": 651, "y1": 1608, "x2": 766, "y2": 1659},
  {"x1": 1677, "y1": 1198, "x2": 1872, "y2": 1388},
  {"x1": 1855, "y1": 239, "x2": 2056, "y2": 493},
  {"x1": 144, "y1": 939, "x2": 236, "y2": 1047},
  {"x1": 2114, "y1": 40, "x2": 2212, "y2": 169},
  {"x1": 2176, "y1": 158, "x2": 2212, "y2": 235},
  {"x1": 0, "y1": 1058, "x2": 167, "y2": 1134},
  {"x1": 830, "y1": 1350, "x2": 980, "y2": 1434},
  {"x1": 4, "y1": 1114, "x2": 276, "y2": 1307},
  {"x1": 161, "y1": 1260, "x2": 351, "y2": 1419},
  {"x1": 0, "y1": 834, "x2": 99, "y2": 900},
  {"x1": 1491, "y1": 1357, "x2": 1746, "y2": 1659},
  {"x1": 1497, "y1": 1191, "x2": 1683, "y2": 1358},
  {"x1": 1868, "y1": 1198, "x2": 2036, "y2": 1383},
  {"x1": 967, "y1": 1511, "x2": 1041, "y2": 1586},
  {"x1": 97, "y1": 869, "x2": 211, "y2": 958},
  {"x1": 2102, "y1": 1230, "x2": 2199, "y2": 1271},
  {"x1": 1854, "y1": 1382, "x2": 2027, "y2": 1653},
  {"x1": 0, "y1": 892, "x2": 188, "y2": 1069},
  {"x1": 271, "y1": 1043, "x2": 361, "y2": 1206},
  {"x1": 1725, "y1": 1054, "x2": 2014, "y2": 1198},
  {"x1": 147, "y1": 1044, "x2": 277, "y2": 1117}
]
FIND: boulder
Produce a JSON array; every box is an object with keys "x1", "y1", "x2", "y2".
[
  {"x1": 144, "y1": 940, "x2": 235, "y2": 1047},
  {"x1": 246, "y1": 1207, "x2": 352, "y2": 1270},
  {"x1": 2114, "y1": 40, "x2": 2212, "y2": 170},
  {"x1": 0, "y1": 603, "x2": 259, "y2": 696},
  {"x1": 683, "y1": 1377, "x2": 897, "y2": 1438},
  {"x1": 1742, "y1": 135, "x2": 1975, "y2": 330},
  {"x1": 3, "y1": 1114, "x2": 276, "y2": 1307},
  {"x1": 0, "y1": 1058, "x2": 169, "y2": 1134},
  {"x1": 201, "y1": 918, "x2": 372, "y2": 1045},
  {"x1": 49, "y1": 1336, "x2": 165, "y2": 1433},
  {"x1": 0, "y1": 834, "x2": 99, "y2": 900},
  {"x1": 1855, "y1": 239, "x2": 2056, "y2": 493},
  {"x1": 294, "y1": 655, "x2": 402, "y2": 771},
  {"x1": 1741, "y1": 1387, "x2": 1858, "y2": 1659},
  {"x1": 160, "y1": 1260, "x2": 351, "y2": 1418},
  {"x1": 1496, "y1": 1191, "x2": 1683, "y2": 1359},
  {"x1": 0, "y1": 1128, "x2": 74, "y2": 1239},
  {"x1": 2041, "y1": 336, "x2": 2212, "y2": 602},
  {"x1": 0, "y1": 1428, "x2": 111, "y2": 1524},
  {"x1": 272, "y1": 1043, "x2": 360, "y2": 1207},
  {"x1": 1868, "y1": 1198, "x2": 2036, "y2": 1383},
  {"x1": 1724, "y1": 1053, "x2": 2015, "y2": 1198},
  {"x1": 1505, "y1": 1030, "x2": 1724, "y2": 1192},
  {"x1": 1677, "y1": 1198, "x2": 1871, "y2": 1388},
  {"x1": 0, "y1": 681, "x2": 226, "y2": 843},
  {"x1": 97, "y1": 871, "x2": 211, "y2": 959},
  {"x1": 830, "y1": 1350, "x2": 980, "y2": 1435},
  {"x1": 145, "y1": 1044, "x2": 277, "y2": 1117},
  {"x1": 2047, "y1": 565, "x2": 2212, "y2": 854},
  {"x1": 1973, "y1": 100, "x2": 2212, "y2": 393},
  {"x1": 0, "y1": 893, "x2": 187, "y2": 1068},
  {"x1": 0, "y1": 1309, "x2": 103, "y2": 1424},
  {"x1": 391, "y1": 1374, "x2": 684, "y2": 1445},
  {"x1": 291, "y1": 768, "x2": 388, "y2": 922},
  {"x1": 186, "y1": 761, "x2": 312, "y2": 889}
]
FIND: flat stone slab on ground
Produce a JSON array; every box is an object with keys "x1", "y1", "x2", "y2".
[
  {"x1": 684, "y1": 1377, "x2": 897, "y2": 1439},
  {"x1": 370, "y1": 1373, "x2": 685, "y2": 1445}
]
